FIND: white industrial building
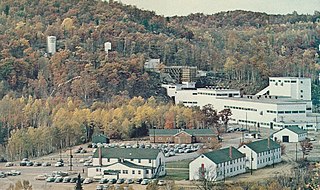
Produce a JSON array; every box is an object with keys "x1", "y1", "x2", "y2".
[
  {"x1": 162, "y1": 77, "x2": 320, "y2": 130},
  {"x1": 189, "y1": 147, "x2": 246, "y2": 181},
  {"x1": 272, "y1": 126, "x2": 307, "y2": 142},
  {"x1": 88, "y1": 147, "x2": 165, "y2": 179},
  {"x1": 238, "y1": 139, "x2": 281, "y2": 170}
]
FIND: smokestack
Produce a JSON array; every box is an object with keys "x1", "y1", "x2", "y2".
[
  {"x1": 229, "y1": 146, "x2": 232, "y2": 159},
  {"x1": 98, "y1": 146, "x2": 102, "y2": 166}
]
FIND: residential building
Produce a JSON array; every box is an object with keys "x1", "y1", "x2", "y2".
[
  {"x1": 238, "y1": 139, "x2": 281, "y2": 169},
  {"x1": 189, "y1": 147, "x2": 246, "y2": 181},
  {"x1": 149, "y1": 128, "x2": 217, "y2": 144},
  {"x1": 88, "y1": 147, "x2": 165, "y2": 179},
  {"x1": 272, "y1": 126, "x2": 307, "y2": 142},
  {"x1": 162, "y1": 77, "x2": 320, "y2": 130}
]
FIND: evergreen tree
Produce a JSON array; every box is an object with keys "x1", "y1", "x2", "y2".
[{"x1": 75, "y1": 173, "x2": 83, "y2": 190}]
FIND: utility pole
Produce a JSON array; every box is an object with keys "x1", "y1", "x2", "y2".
[
  {"x1": 250, "y1": 151, "x2": 253, "y2": 175},
  {"x1": 296, "y1": 143, "x2": 298, "y2": 162},
  {"x1": 246, "y1": 112, "x2": 248, "y2": 131},
  {"x1": 69, "y1": 147, "x2": 73, "y2": 171}
]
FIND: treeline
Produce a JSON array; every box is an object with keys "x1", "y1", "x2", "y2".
[
  {"x1": 0, "y1": 0, "x2": 319, "y2": 101},
  {"x1": 2, "y1": 95, "x2": 230, "y2": 160}
]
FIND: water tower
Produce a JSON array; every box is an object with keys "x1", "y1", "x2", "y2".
[
  {"x1": 47, "y1": 36, "x2": 57, "y2": 55},
  {"x1": 104, "y1": 42, "x2": 111, "y2": 60}
]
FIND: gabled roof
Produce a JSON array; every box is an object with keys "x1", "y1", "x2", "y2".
[
  {"x1": 203, "y1": 147, "x2": 245, "y2": 164},
  {"x1": 93, "y1": 147, "x2": 161, "y2": 160},
  {"x1": 91, "y1": 161, "x2": 153, "y2": 170},
  {"x1": 243, "y1": 139, "x2": 280, "y2": 153},
  {"x1": 92, "y1": 134, "x2": 109, "y2": 143},
  {"x1": 285, "y1": 126, "x2": 306, "y2": 135},
  {"x1": 149, "y1": 129, "x2": 216, "y2": 137}
]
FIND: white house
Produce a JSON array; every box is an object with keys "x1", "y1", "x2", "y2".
[
  {"x1": 272, "y1": 126, "x2": 307, "y2": 142},
  {"x1": 162, "y1": 77, "x2": 320, "y2": 130},
  {"x1": 88, "y1": 147, "x2": 166, "y2": 179},
  {"x1": 189, "y1": 147, "x2": 246, "y2": 181},
  {"x1": 238, "y1": 139, "x2": 281, "y2": 170}
]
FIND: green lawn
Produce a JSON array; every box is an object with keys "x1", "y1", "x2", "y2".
[
  {"x1": 161, "y1": 168, "x2": 189, "y2": 180},
  {"x1": 163, "y1": 159, "x2": 192, "y2": 180},
  {"x1": 166, "y1": 159, "x2": 192, "y2": 169}
]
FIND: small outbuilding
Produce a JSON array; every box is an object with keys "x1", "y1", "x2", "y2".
[
  {"x1": 92, "y1": 134, "x2": 110, "y2": 144},
  {"x1": 272, "y1": 126, "x2": 307, "y2": 143}
]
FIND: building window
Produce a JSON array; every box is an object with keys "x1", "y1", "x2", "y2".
[
  {"x1": 123, "y1": 170, "x2": 128, "y2": 174},
  {"x1": 107, "y1": 158, "x2": 110, "y2": 162},
  {"x1": 149, "y1": 159, "x2": 151, "y2": 163},
  {"x1": 138, "y1": 170, "x2": 141, "y2": 174},
  {"x1": 138, "y1": 159, "x2": 141, "y2": 163},
  {"x1": 132, "y1": 170, "x2": 135, "y2": 174},
  {"x1": 131, "y1": 159, "x2": 134, "y2": 161},
  {"x1": 146, "y1": 170, "x2": 149, "y2": 174}
]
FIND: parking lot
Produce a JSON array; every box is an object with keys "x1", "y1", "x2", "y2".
[
  {"x1": 0, "y1": 141, "x2": 201, "y2": 190},
  {"x1": 2, "y1": 126, "x2": 319, "y2": 189}
]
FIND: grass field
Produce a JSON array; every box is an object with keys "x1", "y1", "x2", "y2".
[
  {"x1": 166, "y1": 159, "x2": 192, "y2": 169},
  {"x1": 163, "y1": 159, "x2": 192, "y2": 180}
]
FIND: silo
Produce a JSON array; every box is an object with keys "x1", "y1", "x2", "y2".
[{"x1": 47, "y1": 36, "x2": 57, "y2": 54}]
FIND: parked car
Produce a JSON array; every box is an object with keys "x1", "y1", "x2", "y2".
[
  {"x1": 141, "y1": 179, "x2": 150, "y2": 185},
  {"x1": 54, "y1": 162, "x2": 64, "y2": 167},
  {"x1": 42, "y1": 162, "x2": 51, "y2": 166},
  {"x1": 99, "y1": 178, "x2": 108, "y2": 184},
  {"x1": 5, "y1": 162, "x2": 14, "y2": 167},
  {"x1": 33, "y1": 162, "x2": 42, "y2": 167},
  {"x1": 83, "y1": 178, "x2": 93, "y2": 184},
  {"x1": 226, "y1": 128, "x2": 234, "y2": 133},
  {"x1": 124, "y1": 178, "x2": 133, "y2": 184},
  {"x1": 26, "y1": 161, "x2": 34, "y2": 166},
  {"x1": 35, "y1": 174, "x2": 48, "y2": 180},
  {"x1": 134, "y1": 178, "x2": 142, "y2": 184},
  {"x1": 54, "y1": 177, "x2": 63, "y2": 183},
  {"x1": 80, "y1": 149, "x2": 87, "y2": 153},
  {"x1": 46, "y1": 177, "x2": 55, "y2": 182},
  {"x1": 20, "y1": 161, "x2": 27, "y2": 166},
  {"x1": 116, "y1": 178, "x2": 124, "y2": 184},
  {"x1": 63, "y1": 177, "x2": 71, "y2": 183},
  {"x1": 157, "y1": 180, "x2": 166, "y2": 186},
  {"x1": 0, "y1": 171, "x2": 7, "y2": 178},
  {"x1": 70, "y1": 177, "x2": 78, "y2": 183},
  {"x1": 10, "y1": 170, "x2": 21, "y2": 175},
  {"x1": 102, "y1": 185, "x2": 109, "y2": 190},
  {"x1": 108, "y1": 178, "x2": 116, "y2": 184}
]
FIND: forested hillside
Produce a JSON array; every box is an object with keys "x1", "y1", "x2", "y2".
[
  {"x1": 0, "y1": 0, "x2": 319, "y2": 99},
  {"x1": 0, "y1": 0, "x2": 319, "y2": 159}
]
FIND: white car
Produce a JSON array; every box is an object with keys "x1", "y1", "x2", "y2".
[
  {"x1": 83, "y1": 178, "x2": 93, "y2": 184},
  {"x1": 157, "y1": 180, "x2": 166, "y2": 186},
  {"x1": 54, "y1": 162, "x2": 64, "y2": 167},
  {"x1": 5, "y1": 162, "x2": 14, "y2": 167}
]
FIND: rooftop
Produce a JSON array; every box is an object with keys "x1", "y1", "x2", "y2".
[
  {"x1": 149, "y1": 129, "x2": 216, "y2": 137},
  {"x1": 284, "y1": 126, "x2": 306, "y2": 135},
  {"x1": 243, "y1": 139, "x2": 280, "y2": 153},
  {"x1": 203, "y1": 147, "x2": 245, "y2": 164},
  {"x1": 93, "y1": 147, "x2": 161, "y2": 159}
]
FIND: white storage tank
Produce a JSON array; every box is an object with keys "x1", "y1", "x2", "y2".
[
  {"x1": 47, "y1": 36, "x2": 57, "y2": 54},
  {"x1": 104, "y1": 42, "x2": 111, "y2": 52}
]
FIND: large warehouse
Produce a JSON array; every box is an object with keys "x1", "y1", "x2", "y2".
[{"x1": 162, "y1": 77, "x2": 320, "y2": 130}]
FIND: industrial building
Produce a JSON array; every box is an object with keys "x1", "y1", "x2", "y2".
[{"x1": 162, "y1": 77, "x2": 320, "y2": 130}]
